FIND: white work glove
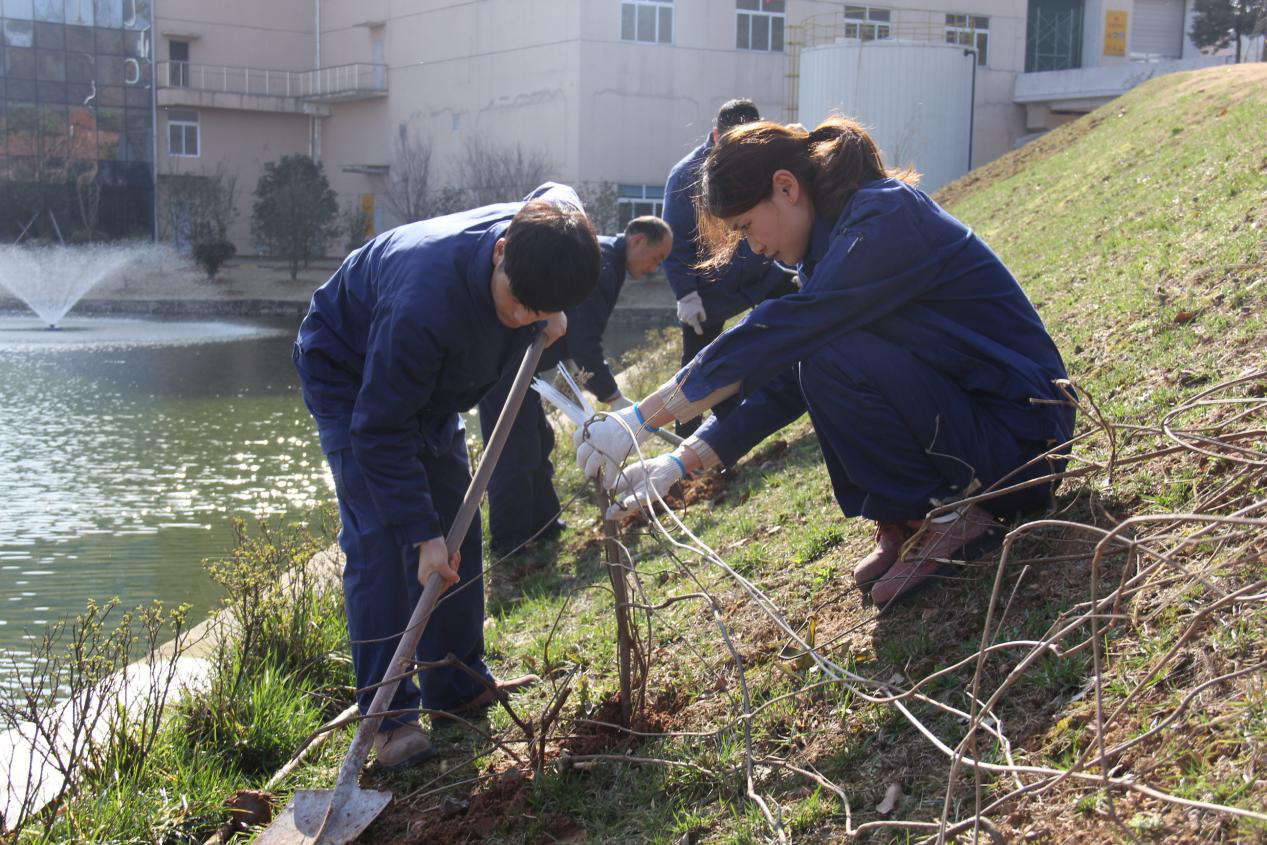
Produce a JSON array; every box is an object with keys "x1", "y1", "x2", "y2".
[
  {"x1": 573, "y1": 403, "x2": 656, "y2": 484},
  {"x1": 604, "y1": 392, "x2": 634, "y2": 411},
  {"x1": 607, "y1": 453, "x2": 687, "y2": 519},
  {"x1": 676, "y1": 291, "x2": 707, "y2": 335}
]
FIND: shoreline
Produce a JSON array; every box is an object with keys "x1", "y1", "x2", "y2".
[{"x1": 0, "y1": 297, "x2": 676, "y2": 323}]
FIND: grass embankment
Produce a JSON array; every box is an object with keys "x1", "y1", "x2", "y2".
[
  {"x1": 11, "y1": 64, "x2": 1262, "y2": 844},
  {"x1": 2, "y1": 517, "x2": 353, "y2": 844},
  {"x1": 325, "y1": 65, "x2": 1265, "y2": 844}
]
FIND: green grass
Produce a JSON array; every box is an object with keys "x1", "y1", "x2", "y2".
[
  {"x1": 9, "y1": 514, "x2": 353, "y2": 844},
  {"x1": 368, "y1": 65, "x2": 1265, "y2": 843}
]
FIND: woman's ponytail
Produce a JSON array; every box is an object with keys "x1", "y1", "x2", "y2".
[{"x1": 693, "y1": 115, "x2": 918, "y2": 271}]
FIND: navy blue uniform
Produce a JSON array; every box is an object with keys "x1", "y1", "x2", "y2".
[
  {"x1": 478, "y1": 235, "x2": 629, "y2": 554},
  {"x1": 688, "y1": 179, "x2": 1074, "y2": 520},
  {"x1": 663, "y1": 137, "x2": 797, "y2": 432},
  {"x1": 294, "y1": 183, "x2": 584, "y2": 724},
  {"x1": 663, "y1": 138, "x2": 791, "y2": 322}
]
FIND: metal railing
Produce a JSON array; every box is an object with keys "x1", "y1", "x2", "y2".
[{"x1": 156, "y1": 61, "x2": 387, "y2": 101}]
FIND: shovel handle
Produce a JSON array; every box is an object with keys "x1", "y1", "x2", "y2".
[{"x1": 316, "y1": 330, "x2": 547, "y2": 841}]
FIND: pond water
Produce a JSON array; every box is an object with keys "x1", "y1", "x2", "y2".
[
  {"x1": 0, "y1": 314, "x2": 328, "y2": 688},
  {"x1": 0, "y1": 309, "x2": 670, "y2": 688}
]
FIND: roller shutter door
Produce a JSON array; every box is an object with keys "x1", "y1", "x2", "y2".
[{"x1": 1131, "y1": 0, "x2": 1185, "y2": 58}]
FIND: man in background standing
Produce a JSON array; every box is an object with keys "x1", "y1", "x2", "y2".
[
  {"x1": 663, "y1": 98, "x2": 799, "y2": 436},
  {"x1": 477, "y1": 216, "x2": 673, "y2": 594}
]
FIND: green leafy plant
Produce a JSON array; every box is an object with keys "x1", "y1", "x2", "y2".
[{"x1": 250, "y1": 155, "x2": 339, "y2": 279}]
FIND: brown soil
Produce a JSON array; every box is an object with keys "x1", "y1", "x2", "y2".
[{"x1": 355, "y1": 689, "x2": 688, "y2": 844}]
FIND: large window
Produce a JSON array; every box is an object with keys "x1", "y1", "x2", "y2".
[
  {"x1": 844, "y1": 5, "x2": 892, "y2": 40},
  {"x1": 945, "y1": 14, "x2": 989, "y2": 65},
  {"x1": 736, "y1": 0, "x2": 784, "y2": 51},
  {"x1": 621, "y1": 0, "x2": 672, "y2": 44},
  {"x1": 0, "y1": 0, "x2": 155, "y2": 239},
  {"x1": 167, "y1": 109, "x2": 199, "y2": 157},
  {"x1": 617, "y1": 184, "x2": 664, "y2": 229}
]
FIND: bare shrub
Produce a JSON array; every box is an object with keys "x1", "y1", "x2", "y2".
[{"x1": 454, "y1": 137, "x2": 556, "y2": 207}]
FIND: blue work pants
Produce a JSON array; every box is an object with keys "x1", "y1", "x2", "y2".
[
  {"x1": 326, "y1": 423, "x2": 492, "y2": 728},
  {"x1": 477, "y1": 378, "x2": 561, "y2": 556},
  {"x1": 800, "y1": 331, "x2": 1061, "y2": 521}
]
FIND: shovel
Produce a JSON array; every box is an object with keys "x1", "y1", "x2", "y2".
[{"x1": 257, "y1": 330, "x2": 548, "y2": 845}]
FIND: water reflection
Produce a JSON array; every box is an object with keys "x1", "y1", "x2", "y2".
[
  {"x1": 0, "y1": 309, "x2": 673, "y2": 689},
  {"x1": 0, "y1": 315, "x2": 330, "y2": 688}
]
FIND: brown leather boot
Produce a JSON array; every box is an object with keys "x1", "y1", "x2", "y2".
[
  {"x1": 870, "y1": 504, "x2": 1002, "y2": 609},
  {"x1": 372, "y1": 723, "x2": 435, "y2": 770},
  {"x1": 852, "y1": 521, "x2": 915, "y2": 590}
]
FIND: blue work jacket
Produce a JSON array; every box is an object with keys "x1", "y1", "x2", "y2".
[
  {"x1": 662, "y1": 137, "x2": 791, "y2": 322},
  {"x1": 690, "y1": 178, "x2": 1074, "y2": 464},
  {"x1": 294, "y1": 183, "x2": 585, "y2": 546},
  {"x1": 541, "y1": 234, "x2": 627, "y2": 400}
]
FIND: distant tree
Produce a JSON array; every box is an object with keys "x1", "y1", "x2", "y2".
[
  {"x1": 424, "y1": 185, "x2": 470, "y2": 218},
  {"x1": 578, "y1": 180, "x2": 620, "y2": 235},
  {"x1": 454, "y1": 137, "x2": 556, "y2": 206},
  {"x1": 1189, "y1": 0, "x2": 1266, "y2": 61},
  {"x1": 159, "y1": 162, "x2": 240, "y2": 278},
  {"x1": 69, "y1": 160, "x2": 102, "y2": 242},
  {"x1": 341, "y1": 198, "x2": 373, "y2": 254},
  {"x1": 250, "y1": 155, "x2": 339, "y2": 280},
  {"x1": 384, "y1": 126, "x2": 434, "y2": 224}
]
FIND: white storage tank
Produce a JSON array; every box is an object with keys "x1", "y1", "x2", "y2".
[{"x1": 798, "y1": 40, "x2": 976, "y2": 193}]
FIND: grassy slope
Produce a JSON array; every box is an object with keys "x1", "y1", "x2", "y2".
[{"x1": 289, "y1": 65, "x2": 1267, "y2": 845}]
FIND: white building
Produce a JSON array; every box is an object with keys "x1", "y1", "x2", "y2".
[{"x1": 143, "y1": 0, "x2": 1239, "y2": 251}]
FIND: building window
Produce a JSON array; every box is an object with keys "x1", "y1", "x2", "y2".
[
  {"x1": 945, "y1": 14, "x2": 989, "y2": 65},
  {"x1": 736, "y1": 0, "x2": 784, "y2": 51},
  {"x1": 844, "y1": 5, "x2": 892, "y2": 40},
  {"x1": 621, "y1": 0, "x2": 672, "y2": 44},
  {"x1": 617, "y1": 185, "x2": 665, "y2": 229},
  {"x1": 169, "y1": 39, "x2": 190, "y2": 87},
  {"x1": 167, "y1": 110, "x2": 199, "y2": 157}
]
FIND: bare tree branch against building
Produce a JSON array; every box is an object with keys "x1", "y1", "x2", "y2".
[
  {"x1": 454, "y1": 137, "x2": 557, "y2": 207},
  {"x1": 579, "y1": 180, "x2": 620, "y2": 235},
  {"x1": 384, "y1": 126, "x2": 434, "y2": 224}
]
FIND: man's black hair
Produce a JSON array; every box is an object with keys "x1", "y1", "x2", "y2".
[
  {"x1": 716, "y1": 98, "x2": 761, "y2": 133},
  {"x1": 504, "y1": 200, "x2": 600, "y2": 313},
  {"x1": 624, "y1": 215, "x2": 672, "y2": 244}
]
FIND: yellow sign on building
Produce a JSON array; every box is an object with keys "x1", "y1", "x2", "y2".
[
  {"x1": 360, "y1": 193, "x2": 376, "y2": 238},
  {"x1": 1104, "y1": 10, "x2": 1128, "y2": 56}
]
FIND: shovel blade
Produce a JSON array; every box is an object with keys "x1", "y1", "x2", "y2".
[{"x1": 254, "y1": 787, "x2": 392, "y2": 845}]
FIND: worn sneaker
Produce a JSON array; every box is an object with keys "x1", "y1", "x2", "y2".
[
  {"x1": 870, "y1": 504, "x2": 1002, "y2": 609},
  {"x1": 372, "y1": 723, "x2": 435, "y2": 770},
  {"x1": 852, "y1": 521, "x2": 915, "y2": 590}
]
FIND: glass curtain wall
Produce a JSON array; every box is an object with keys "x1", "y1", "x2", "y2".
[{"x1": 1, "y1": 0, "x2": 154, "y2": 241}]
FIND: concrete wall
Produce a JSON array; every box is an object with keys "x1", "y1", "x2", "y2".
[
  {"x1": 148, "y1": 0, "x2": 1065, "y2": 253},
  {"x1": 155, "y1": 0, "x2": 316, "y2": 251},
  {"x1": 156, "y1": 0, "x2": 313, "y2": 68},
  {"x1": 157, "y1": 108, "x2": 311, "y2": 250}
]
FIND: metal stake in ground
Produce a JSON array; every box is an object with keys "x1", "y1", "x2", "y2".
[{"x1": 256, "y1": 330, "x2": 548, "y2": 845}]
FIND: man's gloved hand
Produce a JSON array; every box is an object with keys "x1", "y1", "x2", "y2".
[
  {"x1": 676, "y1": 291, "x2": 707, "y2": 335},
  {"x1": 604, "y1": 391, "x2": 634, "y2": 411},
  {"x1": 416, "y1": 536, "x2": 460, "y2": 592},
  {"x1": 573, "y1": 403, "x2": 655, "y2": 484},
  {"x1": 607, "y1": 452, "x2": 687, "y2": 519}
]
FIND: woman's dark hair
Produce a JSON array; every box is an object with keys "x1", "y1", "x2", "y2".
[
  {"x1": 504, "y1": 200, "x2": 601, "y2": 313},
  {"x1": 695, "y1": 116, "x2": 918, "y2": 269}
]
